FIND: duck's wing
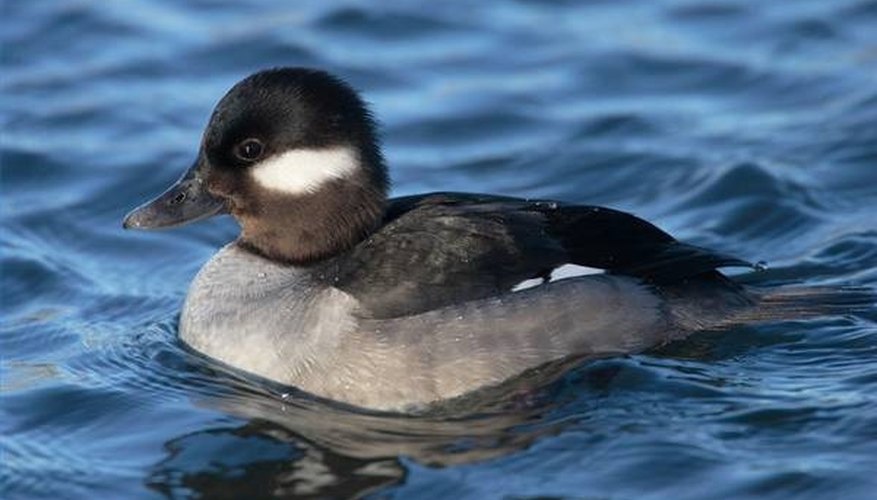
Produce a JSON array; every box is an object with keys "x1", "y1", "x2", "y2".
[{"x1": 326, "y1": 192, "x2": 751, "y2": 318}]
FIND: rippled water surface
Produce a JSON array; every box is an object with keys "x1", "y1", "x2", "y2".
[{"x1": 3, "y1": 1, "x2": 877, "y2": 498}]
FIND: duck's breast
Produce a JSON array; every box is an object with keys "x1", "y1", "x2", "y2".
[{"x1": 180, "y1": 244, "x2": 359, "y2": 386}]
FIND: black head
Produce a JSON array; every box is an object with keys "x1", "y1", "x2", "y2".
[
  {"x1": 124, "y1": 67, "x2": 390, "y2": 263},
  {"x1": 203, "y1": 68, "x2": 386, "y2": 182}
]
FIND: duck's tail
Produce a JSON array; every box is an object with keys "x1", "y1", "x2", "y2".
[
  {"x1": 661, "y1": 272, "x2": 874, "y2": 332},
  {"x1": 736, "y1": 285, "x2": 875, "y2": 324}
]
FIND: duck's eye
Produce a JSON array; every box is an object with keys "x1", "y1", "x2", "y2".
[{"x1": 234, "y1": 139, "x2": 264, "y2": 162}]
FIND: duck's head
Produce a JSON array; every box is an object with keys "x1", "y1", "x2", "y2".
[{"x1": 123, "y1": 67, "x2": 389, "y2": 264}]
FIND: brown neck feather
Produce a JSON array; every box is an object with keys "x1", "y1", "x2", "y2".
[{"x1": 234, "y1": 176, "x2": 386, "y2": 265}]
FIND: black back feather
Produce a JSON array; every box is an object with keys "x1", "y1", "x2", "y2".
[{"x1": 324, "y1": 192, "x2": 752, "y2": 318}]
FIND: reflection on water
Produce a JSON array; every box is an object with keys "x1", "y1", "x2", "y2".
[{"x1": 145, "y1": 354, "x2": 597, "y2": 498}]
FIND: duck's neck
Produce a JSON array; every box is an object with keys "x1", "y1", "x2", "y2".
[{"x1": 236, "y1": 177, "x2": 387, "y2": 265}]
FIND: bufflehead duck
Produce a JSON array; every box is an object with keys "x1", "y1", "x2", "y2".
[{"x1": 124, "y1": 67, "x2": 759, "y2": 412}]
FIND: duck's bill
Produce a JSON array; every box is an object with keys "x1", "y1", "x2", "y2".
[{"x1": 123, "y1": 160, "x2": 227, "y2": 230}]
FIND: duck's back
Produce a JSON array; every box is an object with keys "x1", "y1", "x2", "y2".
[{"x1": 325, "y1": 192, "x2": 752, "y2": 319}]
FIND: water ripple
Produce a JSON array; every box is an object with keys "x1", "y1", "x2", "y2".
[{"x1": 3, "y1": 0, "x2": 877, "y2": 498}]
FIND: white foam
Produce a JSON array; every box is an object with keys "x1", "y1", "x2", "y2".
[
  {"x1": 251, "y1": 146, "x2": 358, "y2": 195},
  {"x1": 512, "y1": 263, "x2": 604, "y2": 292}
]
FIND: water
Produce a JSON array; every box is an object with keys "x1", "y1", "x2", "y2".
[{"x1": 2, "y1": 0, "x2": 876, "y2": 498}]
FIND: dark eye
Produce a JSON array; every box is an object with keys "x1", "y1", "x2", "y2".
[
  {"x1": 234, "y1": 138, "x2": 264, "y2": 162},
  {"x1": 169, "y1": 191, "x2": 186, "y2": 205}
]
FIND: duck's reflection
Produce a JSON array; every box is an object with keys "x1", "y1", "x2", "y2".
[
  {"x1": 148, "y1": 420, "x2": 406, "y2": 498},
  {"x1": 147, "y1": 355, "x2": 609, "y2": 498}
]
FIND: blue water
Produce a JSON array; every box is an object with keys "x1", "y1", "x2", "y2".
[{"x1": 3, "y1": 1, "x2": 877, "y2": 498}]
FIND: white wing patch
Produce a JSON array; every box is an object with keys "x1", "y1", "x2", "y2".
[
  {"x1": 251, "y1": 147, "x2": 358, "y2": 194},
  {"x1": 512, "y1": 263, "x2": 604, "y2": 292}
]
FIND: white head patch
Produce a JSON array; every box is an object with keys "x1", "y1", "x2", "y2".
[{"x1": 251, "y1": 146, "x2": 358, "y2": 194}]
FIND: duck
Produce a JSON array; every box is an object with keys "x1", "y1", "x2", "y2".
[{"x1": 124, "y1": 67, "x2": 762, "y2": 412}]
